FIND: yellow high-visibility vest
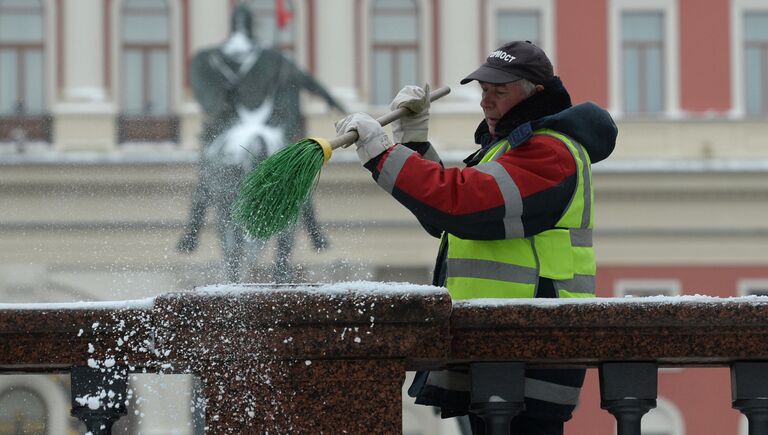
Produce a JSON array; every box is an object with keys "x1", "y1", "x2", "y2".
[{"x1": 447, "y1": 129, "x2": 596, "y2": 299}]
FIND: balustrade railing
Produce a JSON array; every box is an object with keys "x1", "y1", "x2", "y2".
[{"x1": 1, "y1": 284, "x2": 768, "y2": 434}]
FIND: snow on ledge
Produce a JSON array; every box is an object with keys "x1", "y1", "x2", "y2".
[
  {"x1": 456, "y1": 294, "x2": 768, "y2": 308},
  {"x1": 193, "y1": 281, "x2": 446, "y2": 297},
  {"x1": 0, "y1": 298, "x2": 156, "y2": 311},
  {"x1": 6, "y1": 292, "x2": 764, "y2": 312}
]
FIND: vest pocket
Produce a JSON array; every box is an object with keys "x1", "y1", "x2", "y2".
[{"x1": 534, "y1": 229, "x2": 574, "y2": 280}]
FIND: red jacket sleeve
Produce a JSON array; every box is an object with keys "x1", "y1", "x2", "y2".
[{"x1": 365, "y1": 135, "x2": 578, "y2": 240}]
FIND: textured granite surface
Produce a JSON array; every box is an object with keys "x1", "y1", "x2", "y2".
[
  {"x1": 450, "y1": 298, "x2": 768, "y2": 366},
  {"x1": 153, "y1": 283, "x2": 452, "y2": 434},
  {"x1": 198, "y1": 359, "x2": 406, "y2": 434},
  {"x1": 153, "y1": 283, "x2": 452, "y2": 363},
  {"x1": 0, "y1": 308, "x2": 153, "y2": 370},
  {"x1": 5, "y1": 287, "x2": 768, "y2": 433}
]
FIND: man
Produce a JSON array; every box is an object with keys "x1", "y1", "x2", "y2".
[
  {"x1": 177, "y1": 4, "x2": 343, "y2": 282},
  {"x1": 336, "y1": 41, "x2": 617, "y2": 434}
]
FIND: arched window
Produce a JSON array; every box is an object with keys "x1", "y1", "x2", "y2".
[
  {"x1": 118, "y1": 0, "x2": 178, "y2": 143},
  {"x1": 0, "y1": 388, "x2": 47, "y2": 434},
  {"x1": 0, "y1": 0, "x2": 50, "y2": 143},
  {"x1": 247, "y1": 0, "x2": 295, "y2": 57},
  {"x1": 370, "y1": 0, "x2": 419, "y2": 105}
]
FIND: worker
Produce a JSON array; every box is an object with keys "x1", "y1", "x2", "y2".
[{"x1": 335, "y1": 41, "x2": 617, "y2": 434}]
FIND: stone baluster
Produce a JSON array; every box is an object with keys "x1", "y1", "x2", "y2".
[
  {"x1": 599, "y1": 362, "x2": 658, "y2": 435},
  {"x1": 469, "y1": 362, "x2": 526, "y2": 435},
  {"x1": 70, "y1": 365, "x2": 128, "y2": 435},
  {"x1": 732, "y1": 361, "x2": 768, "y2": 435}
]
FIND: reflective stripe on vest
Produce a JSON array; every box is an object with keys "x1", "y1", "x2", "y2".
[
  {"x1": 447, "y1": 129, "x2": 595, "y2": 300},
  {"x1": 473, "y1": 162, "x2": 525, "y2": 238}
]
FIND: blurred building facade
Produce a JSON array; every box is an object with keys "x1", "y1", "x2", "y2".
[{"x1": 0, "y1": 0, "x2": 767, "y2": 433}]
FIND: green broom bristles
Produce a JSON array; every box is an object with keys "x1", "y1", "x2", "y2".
[{"x1": 232, "y1": 138, "x2": 326, "y2": 240}]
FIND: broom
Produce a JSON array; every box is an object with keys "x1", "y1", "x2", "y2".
[{"x1": 232, "y1": 85, "x2": 451, "y2": 240}]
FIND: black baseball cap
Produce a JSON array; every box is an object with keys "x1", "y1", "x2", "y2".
[{"x1": 461, "y1": 41, "x2": 554, "y2": 85}]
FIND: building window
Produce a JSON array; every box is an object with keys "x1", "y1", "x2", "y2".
[
  {"x1": 370, "y1": 0, "x2": 419, "y2": 105},
  {"x1": 118, "y1": 0, "x2": 178, "y2": 143},
  {"x1": 610, "y1": 0, "x2": 678, "y2": 116},
  {"x1": 738, "y1": 279, "x2": 768, "y2": 296},
  {"x1": 0, "y1": 0, "x2": 44, "y2": 116},
  {"x1": 121, "y1": 0, "x2": 171, "y2": 116},
  {"x1": 621, "y1": 11, "x2": 665, "y2": 114},
  {"x1": 248, "y1": 0, "x2": 295, "y2": 57},
  {"x1": 0, "y1": 0, "x2": 51, "y2": 143},
  {"x1": 487, "y1": 0, "x2": 554, "y2": 67},
  {"x1": 615, "y1": 279, "x2": 681, "y2": 298},
  {"x1": 496, "y1": 10, "x2": 540, "y2": 48},
  {"x1": 744, "y1": 12, "x2": 768, "y2": 115},
  {"x1": 0, "y1": 388, "x2": 47, "y2": 434}
]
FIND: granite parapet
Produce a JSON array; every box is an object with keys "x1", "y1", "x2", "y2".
[{"x1": 450, "y1": 297, "x2": 768, "y2": 366}]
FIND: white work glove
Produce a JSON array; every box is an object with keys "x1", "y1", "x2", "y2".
[
  {"x1": 335, "y1": 113, "x2": 393, "y2": 164},
  {"x1": 389, "y1": 84, "x2": 430, "y2": 143}
]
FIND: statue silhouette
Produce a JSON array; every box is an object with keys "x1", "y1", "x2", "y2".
[{"x1": 177, "y1": 4, "x2": 344, "y2": 282}]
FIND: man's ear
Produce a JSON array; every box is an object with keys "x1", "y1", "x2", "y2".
[{"x1": 534, "y1": 84, "x2": 545, "y2": 93}]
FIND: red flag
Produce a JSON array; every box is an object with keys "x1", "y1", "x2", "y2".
[{"x1": 276, "y1": 0, "x2": 293, "y2": 29}]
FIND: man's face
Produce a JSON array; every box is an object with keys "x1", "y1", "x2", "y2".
[{"x1": 479, "y1": 80, "x2": 533, "y2": 136}]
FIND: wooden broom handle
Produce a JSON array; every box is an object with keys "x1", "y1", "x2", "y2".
[{"x1": 329, "y1": 86, "x2": 451, "y2": 150}]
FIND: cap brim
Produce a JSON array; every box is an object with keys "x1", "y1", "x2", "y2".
[{"x1": 460, "y1": 65, "x2": 523, "y2": 85}]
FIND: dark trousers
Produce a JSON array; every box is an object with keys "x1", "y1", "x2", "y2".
[{"x1": 468, "y1": 414, "x2": 564, "y2": 435}]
